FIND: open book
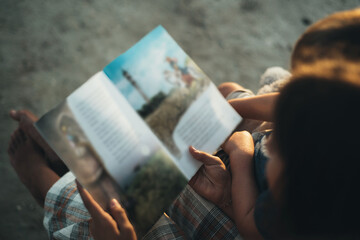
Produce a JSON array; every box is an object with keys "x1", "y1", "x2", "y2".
[{"x1": 36, "y1": 26, "x2": 241, "y2": 236}]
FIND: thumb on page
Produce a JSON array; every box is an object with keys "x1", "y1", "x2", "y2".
[
  {"x1": 76, "y1": 180, "x2": 106, "y2": 220},
  {"x1": 109, "y1": 199, "x2": 137, "y2": 239},
  {"x1": 189, "y1": 146, "x2": 221, "y2": 165}
]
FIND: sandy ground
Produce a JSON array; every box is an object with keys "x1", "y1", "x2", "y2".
[{"x1": 1, "y1": 0, "x2": 359, "y2": 239}]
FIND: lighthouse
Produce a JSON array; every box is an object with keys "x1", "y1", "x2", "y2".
[{"x1": 122, "y1": 70, "x2": 150, "y2": 103}]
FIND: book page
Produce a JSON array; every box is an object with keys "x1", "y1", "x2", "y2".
[
  {"x1": 172, "y1": 83, "x2": 241, "y2": 179},
  {"x1": 36, "y1": 26, "x2": 241, "y2": 235},
  {"x1": 35, "y1": 71, "x2": 187, "y2": 236},
  {"x1": 104, "y1": 25, "x2": 241, "y2": 179},
  {"x1": 66, "y1": 72, "x2": 163, "y2": 186}
]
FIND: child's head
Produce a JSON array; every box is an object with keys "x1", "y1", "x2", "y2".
[
  {"x1": 291, "y1": 8, "x2": 360, "y2": 81},
  {"x1": 267, "y1": 8, "x2": 360, "y2": 239},
  {"x1": 271, "y1": 77, "x2": 360, "y2": 238}
]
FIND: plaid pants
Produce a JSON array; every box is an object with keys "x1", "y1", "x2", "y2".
[{"x1": 43, "y1": 171, "x2": 242, "y2": 239}]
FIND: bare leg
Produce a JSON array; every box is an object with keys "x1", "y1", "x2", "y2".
[
  {"x1": 218, "y1": 82, "x2": 247, "y2": 98},
  {"x1": 10, "y1": 110, "x2": 68, "y2": 176},
  {"x1": 217, "y1": 83, "x2": 266, "y2": 133},
  {"x1": 8, "y1": 128, "x2": 60, "y2": 207}
]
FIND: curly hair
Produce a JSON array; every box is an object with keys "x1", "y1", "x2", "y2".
[
  {"x1": 274, "y1": 76, "x2": 360, "y2": 239},
  {"x1": 272, "y1": 8, "x2": 360, "y2": 239}
]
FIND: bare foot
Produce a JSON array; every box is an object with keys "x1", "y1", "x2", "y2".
[
  {"x1": 8, "y1": 128, "x2": 60, "y2": 207},
  {"x1": 10, "y1": 110, "x2": 68, "y2": 176}
]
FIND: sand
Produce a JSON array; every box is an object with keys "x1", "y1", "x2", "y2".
[{"x1": 1, "y1": 0, "x2": 359, "y2": 239}]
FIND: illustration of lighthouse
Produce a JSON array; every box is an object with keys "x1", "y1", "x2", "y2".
[{"x1": 122, "y1": 70, "x2": 150, "y2": 104}]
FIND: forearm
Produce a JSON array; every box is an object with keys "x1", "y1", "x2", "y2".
[
  {"x1": 230, "y1": 154, "x2": 262, "y2": 239},
  {"x1": 231, "y1": 165, "x2": 258, "y2": 219},
  {"x1": 228, "y1": 92, "x2": 279, "y2": 122}
]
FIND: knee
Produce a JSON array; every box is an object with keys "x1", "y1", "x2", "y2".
[{"x1": 217, "y1": 82, "x2": 245, "y2": 98}]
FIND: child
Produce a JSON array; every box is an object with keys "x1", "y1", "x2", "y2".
[{"x1": 224, "y1": 8, "x2": 360, "y2": 239}]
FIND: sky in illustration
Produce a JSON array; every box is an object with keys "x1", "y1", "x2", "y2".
[{"x1": 104, "y1": 26, "x2": 188, "y2": 110}]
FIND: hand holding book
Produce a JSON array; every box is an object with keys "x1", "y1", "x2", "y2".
[
  {"x1": 77, "y1": 180, "x2": 137, "y2": 240},
  {"x1": 78, "y1": 145, "x2": 234, "y2": 239},
  {"x1": 188, "y1": 146, "x2": 233, "y2": 217}
]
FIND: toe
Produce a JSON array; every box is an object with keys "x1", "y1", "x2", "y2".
[
  {"x1": 10, "y1": 109, "x2": 38, "y2": 126},
  {"x1": 18, "y1": 110, "x2": 39, "y2": 122},
  {"x1": 17, "y1": 110, "x2": 39, "y2": 136},
  {"x1": 9, "y1": 110, "x2": 20, "y2": 121}
]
